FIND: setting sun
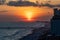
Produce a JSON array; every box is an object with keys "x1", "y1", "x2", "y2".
[
  {"x1": 14, "y1": 7, "x2": 53, "y2": 22},
  {"x1": 25, "y1": 11, "x2": 33, "y2": 21}
]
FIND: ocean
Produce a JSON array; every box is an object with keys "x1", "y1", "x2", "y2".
[{"x1": 0, "y1": 21, "x2": 49, "y2": 40}]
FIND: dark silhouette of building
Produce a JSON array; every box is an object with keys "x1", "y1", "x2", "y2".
[{"x1": 51, "y1": 8, "x2": 60, "y2": 36}]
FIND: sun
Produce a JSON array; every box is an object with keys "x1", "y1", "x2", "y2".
[{"x1": 25, "y1": 11, "x2": 33, "y2": 21}]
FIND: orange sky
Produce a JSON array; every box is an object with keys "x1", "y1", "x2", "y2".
[
  {"x1": 0, "y1": 5, "x2": 53, "y2": 22},
  {"x1": 0, "y1": 0, "x2": 56, "y2": 22}
]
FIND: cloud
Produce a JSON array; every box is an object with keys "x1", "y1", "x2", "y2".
[
  {"x1": 41, "y1": 3, "x2": 60, "y2": 7},
  {"x1": 7, "y1": 1, "x2": 38, "y2": 6}
]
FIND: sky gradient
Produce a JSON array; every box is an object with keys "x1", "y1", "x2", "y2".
[
  {"x1": 0, "y1": 0, "x2": 59, "y2": 22},
  {"x1": 0, "y1": 5, "x2": 53, "y2": 22}
]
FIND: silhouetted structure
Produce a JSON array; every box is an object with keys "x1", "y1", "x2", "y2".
[{"x1": 51, "y1": 8, "x2": 60, "y2": 36}]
